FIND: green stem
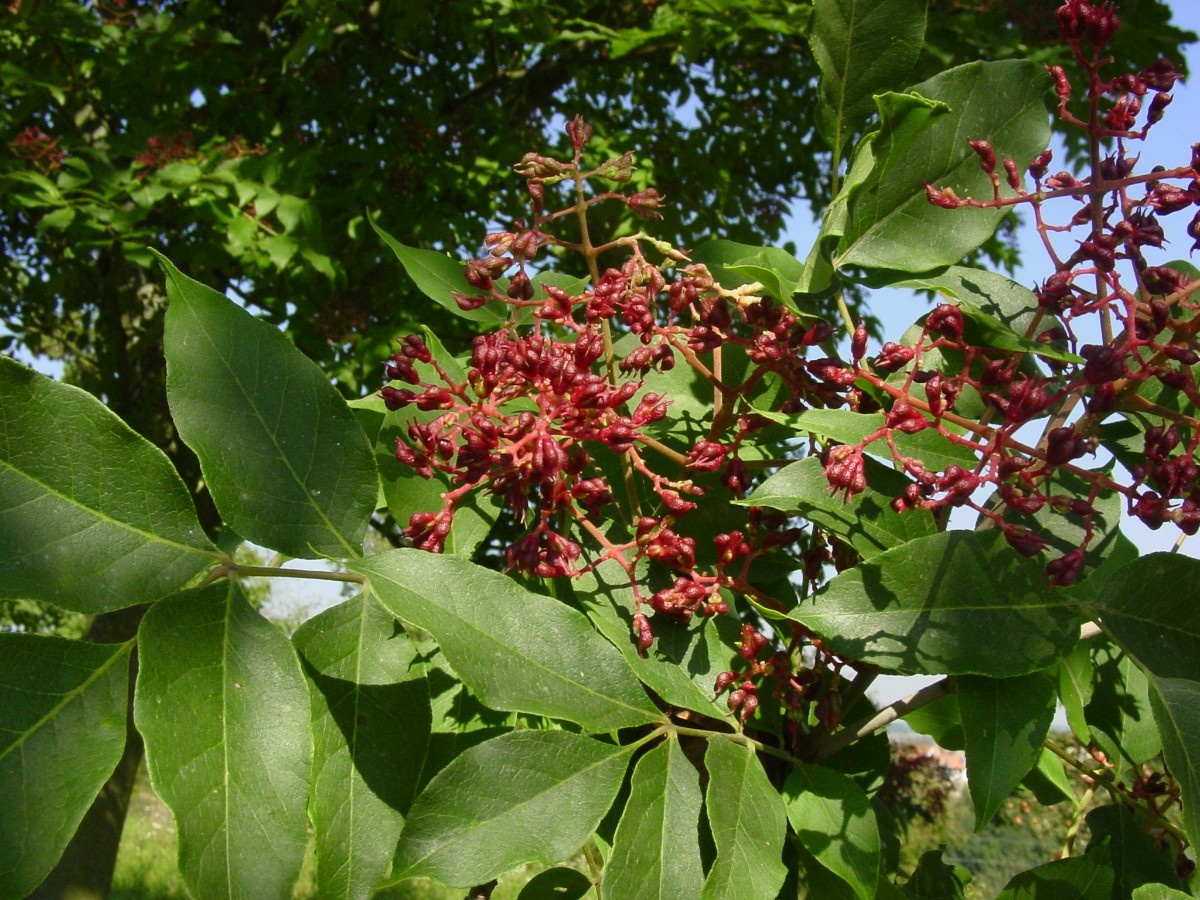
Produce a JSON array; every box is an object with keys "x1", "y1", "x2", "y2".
[
  {"x1": 217, "y1": 563, "x2": 365, "y2": 585},
  {"x1": 1042, "y1": 738, "x2": 1187, "y2": 844}
]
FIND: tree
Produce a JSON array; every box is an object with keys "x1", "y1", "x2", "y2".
[{"x1": 3, "y1": 0, "x2": 1199, "y2": 898}]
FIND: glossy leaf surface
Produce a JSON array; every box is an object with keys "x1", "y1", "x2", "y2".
[
  {"x1": 370, "y1": 218, "x2": 508, "y2": 325},
  {"x1": 0, "y1": 356, "x2": 213, "y2": 612},
  {"x1": 391, "y1": 730, "x2": 633, "y2": 887},
  {"x1": 700, "y1": 736, "x2": 788, "y2": 900},
  {"x1": 0, "y1": 634, "x2": 131, "y2": 898},
  {"x1": 791, "y1": 531, "x2": 1080, "y2": 676},
  {"x1": 756, "y1": 408, "x2": 977, "y2": 473},
  {"x1": 135, "y1": 582, "x2": 312, "y2": 900},
  {"x1": 159, "y1": 253, "x2": 377, "y2": 559},
  {"x1": 352, "y1": 549, "x2": 661, "y2": 731},
  {"x1": 293, "y1": 595, "x2": 431, "y2": 900}
]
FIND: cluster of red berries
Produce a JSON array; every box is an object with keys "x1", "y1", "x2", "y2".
[
  {"x1": 839, "y1": 0, "x2": 1199, "y2": 584},
  {"x1": 382, "y1": 0, "x2": 1200, "y2": 727},
  {"x1": 10, "y1": 128, "x2": 66, "y2": 174}
]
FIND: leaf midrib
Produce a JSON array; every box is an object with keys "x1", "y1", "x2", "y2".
[
  {"x1": 363, "y1": 565, "x2": 659, "y2": 728},
  {"x1": 168, "y1": 267, "x2": 359, "y2": 559},
  {"x1": 0, "y1": 458, "x2": 216, "y2": 559},
  {"x1": 0, "y1": 639, "x2": 132, "y2": 763}
]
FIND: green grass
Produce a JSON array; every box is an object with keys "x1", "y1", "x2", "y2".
[{"x1": 110, "y1": 765, "x2": 580, "y2": 899}]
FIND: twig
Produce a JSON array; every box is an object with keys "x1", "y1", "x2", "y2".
[{"x1": 817, "y1": 678, "x2": 955, "y2": 760}]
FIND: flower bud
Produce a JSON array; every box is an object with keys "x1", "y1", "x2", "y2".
[{"x1": 566, "y1": 115, "x2": 592, "y2": 149}]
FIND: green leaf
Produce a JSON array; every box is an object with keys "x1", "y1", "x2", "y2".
[
  {"x1": 0, "y1": 634, "x2": 132, "y2": 899},
  {"x1": 901, "y1": 692, "x2": 964, "y2": 750},
  {"x1": 755, "y1": 408, "x2": 978, "y2": 473},
  {"x1": 700, "y1": 736, "x2": 788, "y2": 900},
  {"x1": 791, "y1": 531, "x2": 1080, "y2": 676},
  {"x1": 351, "y1": 549, "x2": 662, "y2": 731},
  {"x1": 292, "y1": 594, "x2": 431, "y2": 900},
  {"x1": 873, "y1": 265, "x2": 1044, "y2": 338},
  {"x1": 370, "y1": 218, "x2": 508, "y2": 325},
  {"x1": 902, "y1": 848, "x2": 969, "y2": 898},
  {"x1": 994, "y1": 850, "x2": 1114, "y2": 900},
  {"x1": 1058, "y1": 642, "x2": 1093, "y2": 743},
  {"x1": 391, "y1": 730, "x2": 633, "y2": 887},
  {"x1": 1085, "y1": 642, "x2": 1161, "y2": 768},
  {"x1": 811, "y1": 0, "x2": 927, "y2": 166},
  {"x1": 1085, "y1": 805, "x2": 1184, "y2": 897},
  {"x1": 783, "y1": 763, "x2": 881, "y2": 900},
  {"x1": 601, "y1": 737, "x2": 704, "y2": 899},
  {"x1": 158, "y1": 253, "x2": 378, "y2": 559},
  {"x1": 689, "y1": 239, "x2": 808, "y2": 310},
  {"x1": 1090, "y1": 554, "x2": 1200, "y2": 683},
  {"x1": 1131, "y1": 886, "x2": 1193, "y2": 900},
  {"x1": 1021, "y1": 746, "x2": 1074, "y2": 807},
  {"x1": 957, "y1": 671, "x2": 1057, "y2": 830},
  {"x1": 836, "y1": 61, "x2": 1051, "y2": 272},
  {"x1": 1148, "y1": 678, "x2": 1200, "y2": 852},
  {"x1": 135, "y1": 582, "x2": 313, "y2": 900},
  {"x1": 740, "y1": 456, "x2": 937, "y2": 559},
  {"x1": 518, "y1": 867, "x2": 593, "y2": 900},
  {"x1": 0, "y1": 356, "x2": 214, "y2": 613},
  {"x1": 571, "y1": 547, "x2": 737, "y2": 718}
]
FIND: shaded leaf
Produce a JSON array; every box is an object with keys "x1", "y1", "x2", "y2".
[
  {"x1": 811, "y1": 0, "x2": 927, "y2": 166},
  {"x1": 901, "y1": 693, "x2": 964, "y2": 750},
  {"x1": 135, "y1": 582, "x2": 312, "y2": 900},
  {"x1": 572, "y1": 548, "x2": 736, "y2": 718},
  {"x1": 1021, "y1": 747, "x2": 1074, "y2": 807},
  {"x1": 0, "y1": 356, "x2": 214, "y2": 613},
  {"x1": 391, "y1": 730, "x2": 633, "y2": 887},
  {"x1": 783, "y1": 763, "x2": 881, "y2": 900},
  {"x1": 1090, "y1": 553, "x2": 1200, "y2": 683},
  {"x1": 700, "y1": 736, "x2": 788, "y2": 900},
  {"x1": 994, "y1": 850, "x2": 1114, "y2": 900},
  {"x1": 292, "y1": 594, "x2": 431, "y2": 900},
  {"x1": 1058, "y1": 642, "x2": 1093, "y2": 743},
  {"x1": 0, "y1": 634, "x2": 131, "y2": 898},
  {"x1": 1148, "y1": 678, "x2": 1200, "y2": 853},
  {"x1": 1085, "y1": 643, "x2": 1161, "y2": 768},
  {"x1": 351, "y1": 549, "x2": 661, "y2": 731},
  {"x1": 957, "y1": 671, "x2": 1057, "y2": 829},
  {"x1": 1085, "y1": 805, "x2": 1183, "y2": 897},
  {"x1": 903, "y1": 848, "x2": 970, "y2": 898},
  {"x1": 159, "y1": 253, "x2": 377, "y2": 559},
  {"x1": 518, "y1": 867, "x2": 593, "y2": 900},
  {"x1": 791, "y1": 531, "x2": 1080, "y2": 676},
  {"x1": 601, "y1": 737, "x2": 704, "y2": 899}
]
